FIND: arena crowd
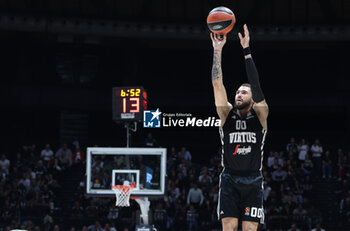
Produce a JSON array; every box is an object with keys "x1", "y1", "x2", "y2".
[{"x1": 0, "y1": 136, "x2": 349, "y2": 231}]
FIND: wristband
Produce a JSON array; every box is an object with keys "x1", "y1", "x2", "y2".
[{"x1": 243, "y1": 47, "x2": 251, "y2": 56}]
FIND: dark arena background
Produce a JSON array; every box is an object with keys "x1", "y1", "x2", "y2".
[{"x1": 1, "y1": 1, "x2": 350, "y2": 231}]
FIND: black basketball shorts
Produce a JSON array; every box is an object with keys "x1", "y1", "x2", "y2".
[{"x1": 217, "y1": 169, "x2": 264, "y2": 224}]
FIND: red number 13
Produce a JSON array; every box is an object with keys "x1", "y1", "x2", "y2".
[{"x1": 122, "y1": 98, "x2": 140, "y2": 113}]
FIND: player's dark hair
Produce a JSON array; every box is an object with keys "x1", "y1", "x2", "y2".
[{"x1": 240, "y1": 83, "x2": 251, "y2": 88}]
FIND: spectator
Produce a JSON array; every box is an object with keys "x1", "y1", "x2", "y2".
[
  {"x1": 303, "y1": 175, "x2": 313, "y2": 198},
  {"x1": 274, "y1": 151, "x2": 284, "y2": 167},
  {"x1": 14, "y1": 152, "x2": 23, "y2": 168},
  {"x1": 209, "y1": 185, "x2": 219, "y2": 204},
  {"x1": 166, "y1": 180, "x2": 181, "y2": 204},
  {"x1": 55, "y1": 144, "x2": 72, "y2": 159},
  {"x1": 311, "y1": 223, "x2": 326, "y2": 231},
  {"x1": 270, "y1": 159, "x2": 280, "y2": 175},
  {"x1": 153, "y1": 202, "x2": 167, "y2": 230},
  {"x1": 172, "y1": 202, "x2": 187, "y2": 230},
  {"x1": 107, "y1": 204, "x2": 119, "y2": 220},
  {"x1": 343, "y1": 155, "x2": 350, "y2": 179},
  {"x1": 177, "y1": 159, "x2": 188, "y2": 180},
  {"x1": 293, "y1": 204, "x2": 307, "y2": 223},
  {"x1": 23, "y1": 220, "x2": 34, "y2": 230},
  {"x1": 34, "y1": 160, "x2": 47, "y2": 176},
  {"x1": 287, "y1": 137, "x2": 298, "y2": 155},
  {"x1": 27, "y1": 168, "x2": 36, "y2": 180},
  {"x1": 288, "y1": 223, "x2": 301, "y2": 231},
  {"x1": 87, "y1": 221, "x2": 103, "y2": 231},
  {"x1": 30, "y1": 144, "x2": 38, "y2": 155},
  {"x1": 310, "y1": 139, "x2": 323, "y2": 177},
  {"x1": 144, "y1": 132, "x2": 158, "y2": 147},
  {"x1": 186, "y1": 204, "x2": 199, "y2": 231},
  {"x1": 168, "y1": 146, "x2": 178, "y2": 169},
  {"x1": 340, "y1": 196, "x2": 350, "y2": 226},
  {"x1": 41, "y1": 144, "x2": 54, "y2": 166},
  {"x1": 187, "y1": 183, "x2": 204, "y2": 207},
  {"x1": 104, "y1": 223, "x2": 117, "y2": 231},
  {"x1": 72, "y1": 145, "x2": 85, "y2": 164},
  {"x1": 266, "y1": 198, "x2": 285, "y2": 231},
  {"x1": 43, "y1": 213, "x2": 54, "y2": 230},
  {"x1": 337, "y1": 148, "x2": 345, "y2": 166},
  {"x1": 198, "y1": 166, "x2": 212, "y2": 186},
  {"x1": 181, "y1": 147, "x2": 192, "y2": 163},
  {"x1": 0, "y1": 154, "x2": 10, "y2": 175},
  {"x1": 41, "y1": 184, "x2": 54, "y2": 204},
  {"x1": 322, "y1": 150, "x2": 332, "y2": 179},
  {"x1": 307, "y1": 205, "x2": 323, "y2": 229},
  {"x1": 58, "y1": 151, "x2": 72, "y2": 170},
  {"x1": 85, "y1": 201, "x2": 98, "y2": 223},
  {"x1": 301, "y1": 155, "x2": 313, "y2": 176},
  {"x1": 297, "y1": 139, "x2": 309, "y2": 163},
  {"x1": 267, "y1": 151, "x2": 275, "y2": 168},
  {"x1": 272, "y1": 165, "x2": 287, "y2": 182},
  {"x1": 18, "y1": 173, "x2": 31, "y2": 192},
  {"x1": 51, "y1": 158, "x2": 62, "y2": 176},
  {"x1": 199, "y1": 199, "x2": 212, "y2": 229},
  {"x1": 72, "y1": 201, "x2": 85, "y2": 221}
]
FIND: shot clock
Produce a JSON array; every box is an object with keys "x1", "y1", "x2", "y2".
[{"x1": 112, "y1": 86, "x2": 147, "y2": 122}]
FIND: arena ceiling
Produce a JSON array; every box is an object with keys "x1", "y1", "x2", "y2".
[{"x1": 0, "y1": 0, "x2": 349, "y2": 41}]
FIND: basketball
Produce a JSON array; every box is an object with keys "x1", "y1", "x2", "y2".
[{"x1": 207, "y1": 6, "x2": 236, "y2": 35}]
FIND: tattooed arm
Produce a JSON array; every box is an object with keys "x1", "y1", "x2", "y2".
[{"x1": 210, "y1": 33, "x2": 232, "y2": 127}]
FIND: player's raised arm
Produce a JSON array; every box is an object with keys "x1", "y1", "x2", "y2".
[
  {"x1": 238, "y1": 24, "x2": 269, "y2": 130},
  {"x1": 210, "y1": 33, "x2": 232, "y2": 126}
]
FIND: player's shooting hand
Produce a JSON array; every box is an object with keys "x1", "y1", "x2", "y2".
[
  {"x1": 210, "y1": 33, "x2": 227, "y2": 51},
  {"x1": 238, "y1": 24, "x2": 250, "y2": 48}
]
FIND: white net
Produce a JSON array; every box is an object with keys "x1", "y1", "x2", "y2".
[{"x1": 112, "y1": 183, "x2": 136, "y2": 207}]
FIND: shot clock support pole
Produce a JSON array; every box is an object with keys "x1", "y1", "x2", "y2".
[
  {"x1": 124, "y1": 122, "x2": 138, "y2": 174},
  {"x1": 124, "y1": 122, "x2": 137, "y2": 147}
]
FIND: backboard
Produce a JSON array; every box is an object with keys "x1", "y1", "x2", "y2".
[{"x1": 86, "y1": 147, "x2": 167, "y2": 197}]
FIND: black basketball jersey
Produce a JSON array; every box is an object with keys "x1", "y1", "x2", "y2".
[{"x1": 219, "y1": 106, "x2": 267, "y2": 173}]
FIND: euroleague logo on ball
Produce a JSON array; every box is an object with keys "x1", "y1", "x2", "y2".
[{"x1": 213, "y1": 25, "x2": 223, "y2": 30}]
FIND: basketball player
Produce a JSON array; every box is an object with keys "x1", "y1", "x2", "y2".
[{"x1": 210, "y1": 24, "x2": 268, "y2": 231}]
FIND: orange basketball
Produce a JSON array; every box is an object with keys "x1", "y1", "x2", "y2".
[{"x1": 207, "y1": 7, "x2": 236, "y2": 35}]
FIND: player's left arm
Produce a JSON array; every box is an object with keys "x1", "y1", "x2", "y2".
[{"x1": 239, "y1": 24, "x2": 269, "y2": 130}]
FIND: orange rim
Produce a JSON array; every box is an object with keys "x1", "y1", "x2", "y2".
[{"x1": 112, "y1": 184, "x2": 136, "y2": 193}]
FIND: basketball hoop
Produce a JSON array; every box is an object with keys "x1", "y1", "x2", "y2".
[{"x1": 112, "y1": 182, "x2": 136, "y2": 207}]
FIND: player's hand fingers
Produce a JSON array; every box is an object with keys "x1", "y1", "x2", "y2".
[
  {"x1": 212, "y1": 33, "x2": 218, "y2": 42},
  {"x1": 244, "y1": 24, "x2": 249, "y2": 36},
  {"x1": 238, "y1": 32, "x2": 243, "y2": 40},
  {"x1": 222, "y1": 34, "x2": 227, "y2": 42},
  {"x1": 210, "y1": 32, "x2": 215, "y2": 41}
]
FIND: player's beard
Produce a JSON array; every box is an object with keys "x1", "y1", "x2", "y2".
[{"x1": 235, "y1": 100, "x2": 250, "y2": 110}]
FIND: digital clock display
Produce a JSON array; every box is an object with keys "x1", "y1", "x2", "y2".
[
  {"x1": 112, "y1": 86, "x2": 147, "y2": 122},
  {"x1": 120, "y1": 88, "x2": 141, "y2": 97}
]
